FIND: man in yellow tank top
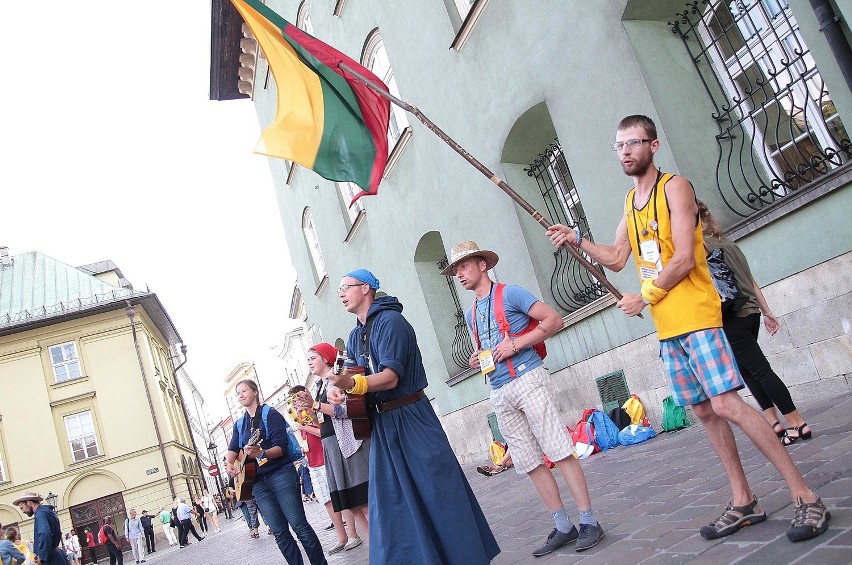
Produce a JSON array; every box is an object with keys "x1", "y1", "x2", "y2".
[{"x1": 545, "y1": 115, "x2": 828, "y2": 543}]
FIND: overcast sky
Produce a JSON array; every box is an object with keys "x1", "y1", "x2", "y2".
[{"x1": 1, "y1": 2, "x2": 298, "y2": 421}]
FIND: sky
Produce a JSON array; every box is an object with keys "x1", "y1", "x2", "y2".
[{"x1": 1, "y1": 2, "x2": 299, "y2": 421}]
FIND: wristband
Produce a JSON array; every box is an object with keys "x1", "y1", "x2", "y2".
[
  {"x1": 641, "y1": 278, "x2": 668, "y2": 305},
  {"x1": 573, "y1": 226, "x2": 582, "y2": 248},
  {"x1": 510, "y1": 339, "x2": 518, "y2": 353},
  {"x1": 345, "y1": 374, "x2": 368, "y2": 396}
]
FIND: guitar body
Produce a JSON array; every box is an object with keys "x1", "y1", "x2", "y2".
[
  {"x1": 346, "y1": 393, "x2": 371, "y2": 440},
  {"x1": 342, "y1": 365, "x2": 372, "y2": 440},
  {"x1": 234, "y1": 450, "x2": 258, "y2": 500}
]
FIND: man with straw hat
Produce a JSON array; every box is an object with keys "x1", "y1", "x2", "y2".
[
  {"x1": 445, "y1": 241, "x2": 604, "y2": 556},
  {"x1": 13, "y1": 492, "x2": 66, "y2": 565}
]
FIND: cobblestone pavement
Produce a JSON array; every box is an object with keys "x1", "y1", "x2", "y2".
[{"x1": 149, "y1": 393, "x2": 850, "y2": 564}]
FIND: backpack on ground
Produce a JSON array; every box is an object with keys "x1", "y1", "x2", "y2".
[
  {"x1": 661, "y1": 395, "x2": 691, "y2": 431},
  {"x1": 589, "y1": 409, "x2": 621, "y2": 451},
  {"x1": 97, "y1": 525, "x2": 107, "y2": 545},
  {"x1": 608, "y1": 406, "x2": 632, "y2": 431},
  {"x1": 622, "y1": 394, "x2": 651, "y2": 428},
  {"x1": 570, "y1": 408, "x2": 599, "y2": 459},
  {"x1": 618, "y1": 424, "x2": 657, "y2": 445},
  {"x1": 470, "y1": 283, "x2": 547, "y2": 378},
  {"x1": 489, "y1": 441, "x2": 507, "y2": 466}
]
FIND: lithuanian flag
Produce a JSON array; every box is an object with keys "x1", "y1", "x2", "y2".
[{"x1": 230, "y1": 0, "x2": 391, "y2": 200}]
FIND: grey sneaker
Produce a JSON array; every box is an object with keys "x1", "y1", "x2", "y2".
[
  {"x1": 575, "y1": 522, "x2": 604, "y2": 552},
  {"x1": 786, "y1": 497, "x2": 830, "y2": 542},
  {"x1": 700, "y1": 495, "x2": 766, "y2": 539},
  {"x1": 532, "y1": 526, "x2": 578, "y2": 557}
]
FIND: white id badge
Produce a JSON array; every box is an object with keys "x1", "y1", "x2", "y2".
[
  {"x1": 316, "y1": 411, "x2": 325, "y2": 424},
  {"x1": 639, "y1": 239, "x2": 660, "y2": 263},
  {"x1": 478, "y1": 349, "x2": 496, "y2": 376},
  {"x1": 639, "y1": 240, "x2": 663, "y2": 280}
]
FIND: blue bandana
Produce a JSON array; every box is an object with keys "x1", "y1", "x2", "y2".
[{"x1": 344, "y1": 269, "x2": 380, "y2": 290}]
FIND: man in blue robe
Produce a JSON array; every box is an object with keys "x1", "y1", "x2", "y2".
[
  {"x1": 331, "y1": 268, "x2": 500, "y2": 564},
  {"x1": 14, "y1": 492, "x2": 66, "y2": 565}
]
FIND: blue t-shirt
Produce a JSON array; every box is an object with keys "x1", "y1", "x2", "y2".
[
  {"x1": 228, "y1": 405, "x2": 292, "y2": 477},
  {"x1": 466, "y1": 284, "x2": 543, "y2": 389}
]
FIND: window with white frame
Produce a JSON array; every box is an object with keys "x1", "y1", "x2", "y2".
[
  {"x1": 302, "y1": 208, "x2": 327, "y2": 282},
  {"x1": 674, "y1": 0, "x2": 849, "y2": 215},
  {"x1": 337, "y1": 182, "x2": 365, "y2": 226},
  {"x1": 452, "y1": 0, "x2": 475, "y2": 20},
  {"x1": 362, "y1": 31, "x2": 410, "y2": 151},
  {"x1": 0, "y1": 454, "x2": 6, "y2": 482},
  {"x1": 49, "y1": 342, "x2": 82, "y2": 383},
  {"x1": 64, "y1": 411, "x2": 100, "y2": 462}
]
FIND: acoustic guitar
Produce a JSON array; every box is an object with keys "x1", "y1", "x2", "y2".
[
  {"x1": 234, "y1": 428, "x2": 261, "y2": 501},
  {"x1": 334, "y1": 353, "x2": 371, "y2": 440}
]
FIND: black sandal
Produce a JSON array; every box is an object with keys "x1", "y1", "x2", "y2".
[
  {"x1": 771, "y1": 421, "x2": 785, "y2": 438},
  {"x1": 782, "y1": 423, "x2": 812, "y2": 446}
]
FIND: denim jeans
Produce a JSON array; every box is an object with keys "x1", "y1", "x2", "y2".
[{"x1": 253, "y1": 464, "x2": 326, "y2": 565}]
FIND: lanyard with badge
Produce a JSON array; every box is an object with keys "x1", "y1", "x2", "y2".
[
  {"x1": 633, "y1": 171, "x2": 663, "y2": 281},
  {"x1": 476, "y1": 283, "x2": 497, "y2": 378}
]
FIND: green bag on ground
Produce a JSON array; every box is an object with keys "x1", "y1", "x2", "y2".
[{"x1": 662, "y1": 395, "x2": 691, "y2": 431}]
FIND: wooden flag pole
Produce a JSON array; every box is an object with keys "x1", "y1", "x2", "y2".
[{"x1": 339, "y1": 62, "x2": 633, "y2": 307}]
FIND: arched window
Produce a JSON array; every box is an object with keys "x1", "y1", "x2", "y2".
[
  {"x1": 302, "y1": 208, "x2": 327, "y2": 284},
  {"x1": 362, "y1": 30, "x2": 409, "y2": 151}
]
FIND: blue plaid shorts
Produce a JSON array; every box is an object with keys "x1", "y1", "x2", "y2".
[{"x1": 660, "y1": 328, "x2": 744, "y2": 406}]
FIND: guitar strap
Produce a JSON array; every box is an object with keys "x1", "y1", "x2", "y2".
[{"x1": 360, "y1": 315, "x2": 378, "y2": 375}]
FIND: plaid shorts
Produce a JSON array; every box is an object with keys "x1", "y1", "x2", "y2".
[
  {"x1": 308, "y1": 464, "x2": 331, "y2": 505},
  {"x1": 660, "y1": 327, "x2": 744, "y2": 406},
  {"x1": 490, "y1": 365, "x2": 574, "y2": 474}
]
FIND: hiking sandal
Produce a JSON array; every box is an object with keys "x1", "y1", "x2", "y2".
[
  {"x1": 699, "y1": 496, "x2": 766, "y2": 539},
  {"x1": 787, "y1": 497, "x2": 830, "y2": 541}
]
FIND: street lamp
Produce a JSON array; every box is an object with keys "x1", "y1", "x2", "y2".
[
  {"x1": 45, "y1": 491, "x2": 58, "y2": 509},
  {"x1": 206, "y1": 441, "x2": 230, "y2": 519}
]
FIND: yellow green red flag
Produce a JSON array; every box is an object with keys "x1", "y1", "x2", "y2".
[{"x1": 230, "y1": 0, "x2": 391, "y2": 200}]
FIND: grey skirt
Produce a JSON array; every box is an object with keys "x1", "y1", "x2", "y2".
[{"x1": 322, "y1": 434, "x2": 370, "y2": 512}]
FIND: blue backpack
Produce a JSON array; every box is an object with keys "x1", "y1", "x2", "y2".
[{"x1": 589, "y1": 409, "x2": 620, "y2": 451}]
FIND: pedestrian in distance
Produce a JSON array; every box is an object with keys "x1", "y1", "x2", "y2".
[
  {"x1": 446, "y1": 241, "x2": 604, "y2": 556},
  {"x1": 138, "y1": 510, "x2": 155, "y2": 555},
  {"x1": 157, "y1": 507, "x2": 177, "y2": 547},
  {"x1": 13, "y1": 492, "x2": 65, "y2": 565},
  {"x1": 329, "y1": 269, "x2": 500, "y2": 564},
  {"x1": 546, "y1": 114, "x2": 829, "y2": 542},
  {"x1": 123, "y1": 508, "x2": 145, "y2": 564},
  {"x1": 99, "y1": 516, "x2": 122, "y2": 565},
  {"x1": 84, "y1": 527, "x2": 98, "y2": 564}
]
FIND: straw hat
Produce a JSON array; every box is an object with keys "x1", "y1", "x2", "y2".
[
  {"x1": 12, "y1": 492, "x2": 43, "y2": 505},
  {"x1": 440, "y1": 241, "x2": 499, "y2": 276}
]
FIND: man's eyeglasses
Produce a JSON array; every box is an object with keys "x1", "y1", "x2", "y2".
[
  {"x1": 612, "y1": 138, "x2": 652, "y2": 152},
  {"x1": 338, "y1": 283, "x2": 367, "y2": 293}
]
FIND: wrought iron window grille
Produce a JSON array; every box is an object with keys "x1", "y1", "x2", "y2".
[
  {"x1": 669, "y1": 0, "x2": 850, "y2": 217},
  {"x1": 525, "y1": 141, "x2": 606, "y2": 312},
  {"x1": 438, "y1": 256, "x2": 475, "y2": 370}
]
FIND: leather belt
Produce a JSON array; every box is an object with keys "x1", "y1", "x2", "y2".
[{"x1": 372, "y1": 390, "x2": 425, "y2": 414}]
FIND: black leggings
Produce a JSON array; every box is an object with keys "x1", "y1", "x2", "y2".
[{"x1": 723, "y1": 312, "x2": 797, "y2": 415}]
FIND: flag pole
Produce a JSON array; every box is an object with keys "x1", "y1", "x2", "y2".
[{"x1": 339, "y1": 62, "x2": 633, "y2": 307}]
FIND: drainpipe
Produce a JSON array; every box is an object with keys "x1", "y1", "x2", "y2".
[
  {"x1": 809, "y1": 0, "x2": 852, "y2": 93},
  {"x1": 126, "y1": 304, "x2": 177, "y2": 499}
]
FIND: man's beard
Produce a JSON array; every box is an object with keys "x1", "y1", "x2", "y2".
[
  {"x1": 23, "y1": 508, "x2": 33, "y2": 517},
  {"x1": 621, "y1": 153, "x2": 653, "y2": 176}
]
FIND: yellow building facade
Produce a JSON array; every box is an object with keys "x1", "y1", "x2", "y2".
[{"x1": 0, "y1": 252, "x2": 204, "y2": 555}]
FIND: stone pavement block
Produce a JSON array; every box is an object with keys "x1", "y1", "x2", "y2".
[
  {"x1": 638, "y1": 550, "x2": 702, "y2": 564},
  {"x1": 791, "y1": 546, "x2": 852, "y2": 564}
]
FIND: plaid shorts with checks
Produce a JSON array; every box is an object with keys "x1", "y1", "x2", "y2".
[
  {"x1": 490, "y1": 365, "x2": 574, "y2": 474},
  {"x1": 660, "y1": 327, "x2": 744, "y2": 407}
]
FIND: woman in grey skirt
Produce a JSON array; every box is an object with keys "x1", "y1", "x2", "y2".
[{"x1": 296, "y1": 343, "x2": 369, "y2": 552}]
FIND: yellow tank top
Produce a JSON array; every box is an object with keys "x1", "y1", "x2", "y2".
[{"x1": 624, "y1": 172, "x2": 721, "y2": 339}]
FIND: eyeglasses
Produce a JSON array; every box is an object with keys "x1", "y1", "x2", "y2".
[
  {"x1": 612, "y1": 138, "x2": 652, "y2": 152},
  {"x1": 337, "y1": 283, "x2": 367, "y2": 293}
]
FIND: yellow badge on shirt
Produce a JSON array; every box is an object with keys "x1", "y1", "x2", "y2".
[{"x1": 478, "y1": 349, "x2": 496, "y2": 375}]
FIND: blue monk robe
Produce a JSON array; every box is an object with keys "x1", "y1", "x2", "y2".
[{"x1": 347, "y1": 295, "x2": 500, "y2": 564}]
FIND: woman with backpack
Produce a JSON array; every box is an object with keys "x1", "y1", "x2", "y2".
[{"x1": 699, "y1": 202, "x2": 811, "y2": 445}]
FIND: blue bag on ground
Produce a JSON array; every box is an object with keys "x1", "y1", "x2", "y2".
[
  {"x1": 618, "y1": 424, "x2": 657, "y2": 445},
  {"x1": 589, "y1": 409, "x2": 621, "y2": 451}
]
